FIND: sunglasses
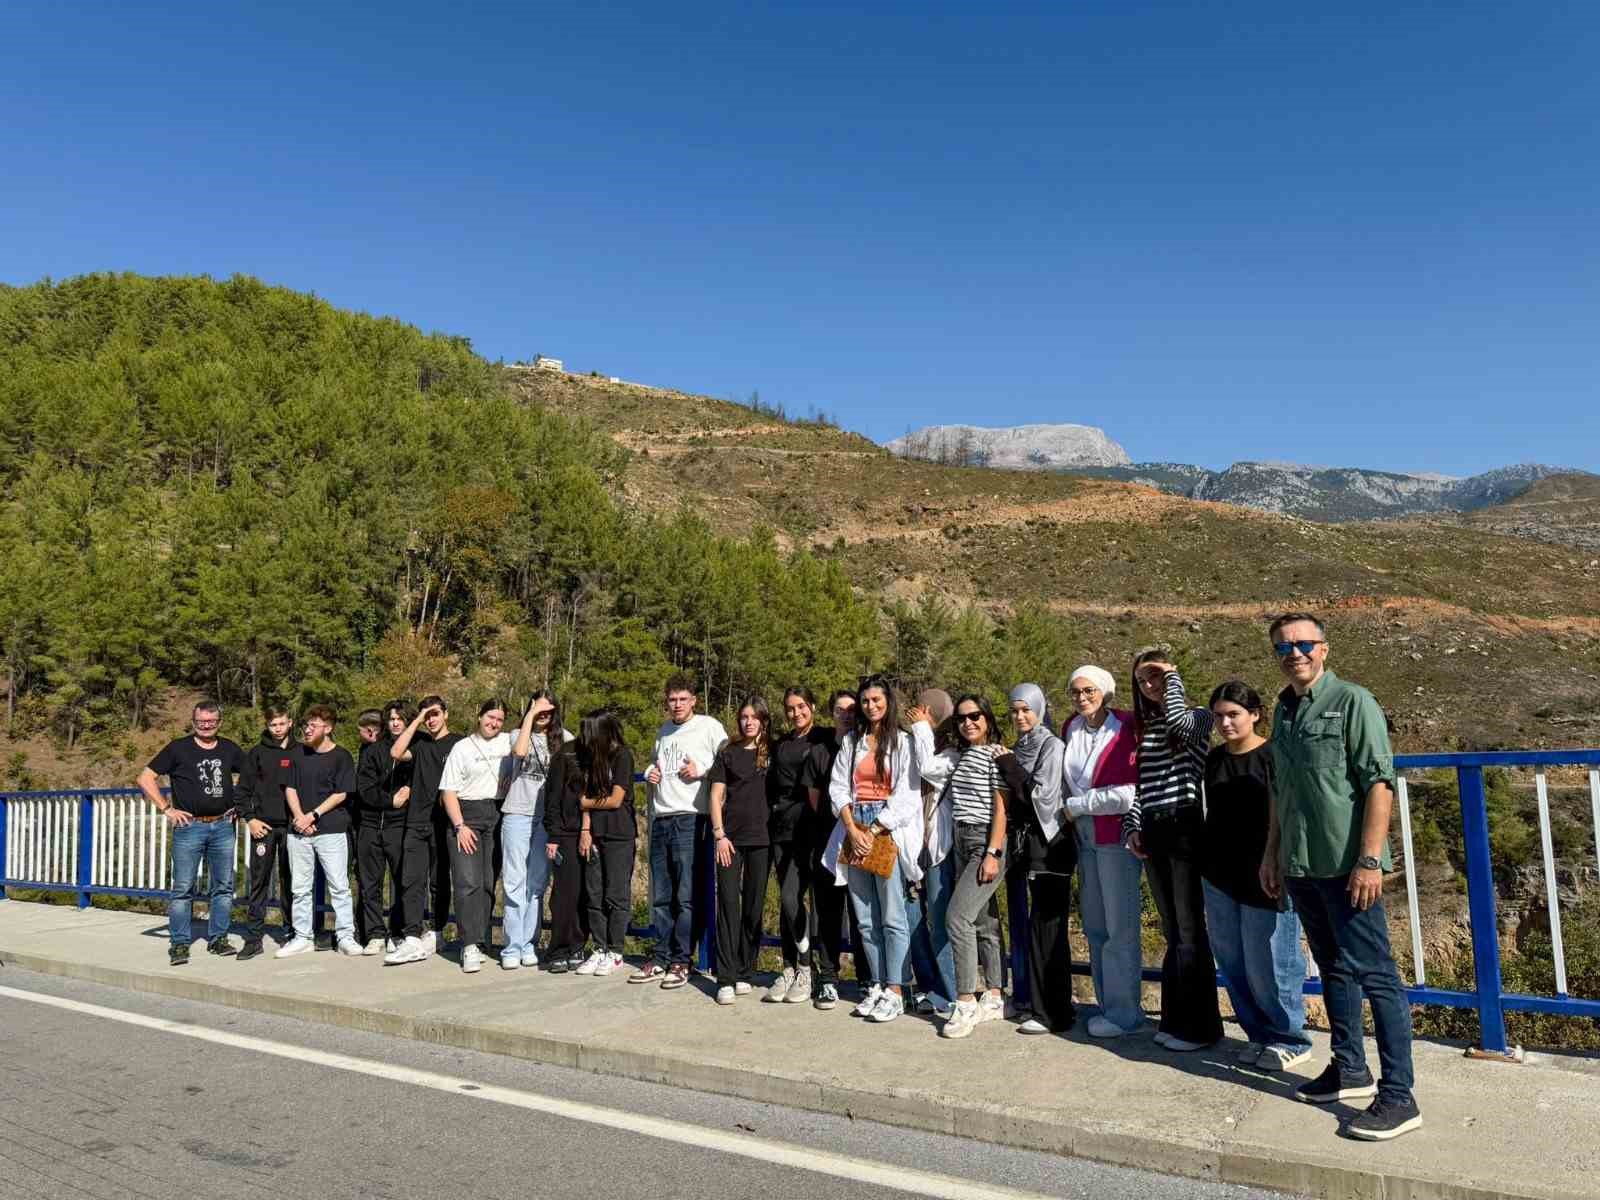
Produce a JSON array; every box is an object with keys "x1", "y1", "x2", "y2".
[
  {"x1": 956, "y1": 711, "x2": 984, "y2": 724},
  {"x1": 1274, "y1": 640, "x2": 1325, "y2": 658}
]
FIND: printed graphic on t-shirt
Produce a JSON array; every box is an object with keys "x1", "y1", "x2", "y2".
[
  {"x1": 657, "y1": 743, "x2": 694, "y2": 778},
  {"x1": 197, "y1": 758, "x2": 226, "y2": 798}
]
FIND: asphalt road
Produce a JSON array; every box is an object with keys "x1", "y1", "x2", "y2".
[{"x1": 0, "y1": 967, "x2": 1301, "y2": 1200}]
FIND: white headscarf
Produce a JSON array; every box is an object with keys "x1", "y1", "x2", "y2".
[{"x1": 1068, "y1": 664, "x2": 1116, "y2": 699}]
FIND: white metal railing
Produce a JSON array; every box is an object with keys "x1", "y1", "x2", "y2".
[
  {"x1": 1395, "y1": 776, "x2": 1426, "y2": 987},
  {"x1": 1534, "y1": 772, "x2": 1569, "y2": 997},
  {"x1": 4, "y1": 796, "x2": 79, "y2": 887}
]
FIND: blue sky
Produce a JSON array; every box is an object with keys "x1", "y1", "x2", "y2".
[{"x1": 4, "y1": 3, "x2": 1597, "y2": 475}]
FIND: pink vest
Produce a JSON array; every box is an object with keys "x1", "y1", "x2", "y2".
[{"x1": 1061, "y1": 709, "x2": 1139, "y2": 845}]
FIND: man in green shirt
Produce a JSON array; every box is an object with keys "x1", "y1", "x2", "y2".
[{"x1": 1261, "y1": 612, "x2": 1421, "y2": 1142}]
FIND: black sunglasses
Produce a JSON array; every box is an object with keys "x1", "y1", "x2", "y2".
[
  {"x1": 1274, "y1": 639, "x2": 1325, "y2": 657},
  {"x1": 956, "y1": 711, "x2": 984, "y2": 724}
]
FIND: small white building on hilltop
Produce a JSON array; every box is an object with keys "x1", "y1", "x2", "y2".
[{"x1": 533, "y1": 355, "x2": 563, "y2": 372}]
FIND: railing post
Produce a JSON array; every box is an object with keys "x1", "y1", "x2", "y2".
[
  {"x1": 77, "y1": 792, "x2": 94, "y2": 909},
  {"x1": 1458, "y1": 765, "x2": 1516, "y2": 1060},
  {"x1": 1007, "y1": 867, "x2": 1032, "y2": 1011},
  {"x1": 0, "y1": 792, "x2": 9, "y2": 901}
]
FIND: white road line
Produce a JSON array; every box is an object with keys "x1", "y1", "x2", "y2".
[{"x1": 0, "y1": 984, "x2": 1058, "y2": 1200}]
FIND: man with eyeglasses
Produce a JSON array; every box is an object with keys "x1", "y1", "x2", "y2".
[
  {"x1": 1260, "y1": 612, "x2": 1421, "y2": 1141},
  {"x1": 137, "y1": 701, "x2": 246, "y2": 966}
]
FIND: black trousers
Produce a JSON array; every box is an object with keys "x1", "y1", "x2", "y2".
[
  {"x1": 584, "y1": 835, "x2": 635, "y2": 953},
  {"x1": 546, "y1": 832, "x2": 585, "y2": 960},
  {"x1": 715, "y1": 844, "x2": 771, "y2": 987},
  {"x1": 397, "y1": 823, "x2": 435, "y2": 938},
  {"x1": 356, "y1": 815, "x2": 405, "y2": 944},
  {"x1": 447, "y1": 799, "x2": 500, "y2": 951},
  {"x1": 808, "y1": 853, "x2": 848, "y2": 985},
  {"x1": 1142, "y1": 817, "x2": 1224, "y2": 1045},
  {"x1": 1021, "y1": 826, "x2": 1078, "y2": 1032},
  {"x1": 430, "y1": 806, "x2": 453, "y2": 934},
  {"x1": 243, "y1": 823, "x2": 292, "y2": 939},
  {"x1": 771, "y1": 836, "x2": 813, "y2": 970}
]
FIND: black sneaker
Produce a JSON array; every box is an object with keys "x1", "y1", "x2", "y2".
[
  {"x1": 237, "y1": 939, "x2": 264, "y2": 961},
  {"x1": 1295, "y1": 1062, "x2": 1378, "y2": 1105},
  {"x1": 206, "y1": 937, "x2": 237, "y2": 957},
  {"x1": 1347, "y1": 1095, "x2": 1423, "y2": 1141},
  {"x1": 169, "y1": 944, "x2": 190, "y2": 967},
  {"x1": 547, "y1": 954, "x2": 573, "y2": 975}
]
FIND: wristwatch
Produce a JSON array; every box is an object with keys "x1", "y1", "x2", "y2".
[
  {"x1": 985, "y1": 847, "x2": 1004, "y2": 860},
  {"x1": 1356, "y1": 854, "x2": 1381, "y2": 871}
]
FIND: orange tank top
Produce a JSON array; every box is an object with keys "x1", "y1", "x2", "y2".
[{"x1": 853, "y1": 745, "x2": 892, "y2": 802}]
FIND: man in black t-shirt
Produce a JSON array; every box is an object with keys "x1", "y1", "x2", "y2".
[
  {"x1": 236, "y1": 707, "x2": 295, "y2": 959},
  {"x1": 384, "y1": 694, "x2": 464, "y2": 963},
  {"x1": 137, "y1": 701, "x2": 246, "y2": 967},
  {"x1": 275, "y1": 704, "x2": 360, "y2": 959},
  {"x1": 764, "y1": 687, "x2": 835, "y2": 1005}
]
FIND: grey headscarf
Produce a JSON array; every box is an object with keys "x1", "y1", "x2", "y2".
[{"x1": 1009, "y1": 682, "x2": 1065, "y2": 842}]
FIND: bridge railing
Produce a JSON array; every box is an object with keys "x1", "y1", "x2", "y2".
[{"x1": 5, "y1": 751, "x2": 1599, "y2": 1055}]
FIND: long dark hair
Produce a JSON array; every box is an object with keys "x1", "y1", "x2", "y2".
[
  {"x1": 951, "y1": 693, "x2": 1000, "y2": 748},
  {"x1": 526, "y1": 689, "x2": 563, "y2": 749},
  {"x1": 1208, "y1": 680, "x2": 1263, "y2": 728},
  {"x1": 735, "y1": 695, "x2": 772, "y2": 771},
  {"x1": 1130, "y1": 646, "x2": 1186, "y2": 758},
  {"x1": 578, "y1": 709, "x2": 625, "y2": 799},
  {"x1": 855, "y1": 675, "x2": 900, "y2": 785}
]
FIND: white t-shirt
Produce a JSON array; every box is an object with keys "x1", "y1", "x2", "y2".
[
  {"x1": 649, "y1": 714, "x2": 728, "y2": 816},
  {"x1": 439, "y1": 732, "x2": 513, "y2": 802}
]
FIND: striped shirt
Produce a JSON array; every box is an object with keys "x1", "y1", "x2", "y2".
[
  {"x1": 1122, "y1": 672, "x2": 1212, "y2": 839},
  {"x1": 948, "y1": 746, "x2": 1006, "y2": 828}
]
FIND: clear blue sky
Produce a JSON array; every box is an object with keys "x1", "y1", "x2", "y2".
[{"x1": 5, "y1": 3, "x2": 1597, "y2": 475}]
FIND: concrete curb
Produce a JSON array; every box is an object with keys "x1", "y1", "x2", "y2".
[{"x1": 0, "y1": 947, "x2": 1570, "y2": 1200}]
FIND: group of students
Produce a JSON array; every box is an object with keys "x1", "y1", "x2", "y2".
[{"x1": 138, "y1": 610, "x2": 1423, "y2": 1143}]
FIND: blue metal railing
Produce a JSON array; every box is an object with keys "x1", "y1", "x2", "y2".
[{"x1": 5, "y1": 751, "x2": 1598, "y2": 1054}]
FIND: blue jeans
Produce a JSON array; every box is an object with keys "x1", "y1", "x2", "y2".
[
  {"x1": 848, "y1": 857, "x2": 910, "y2": 988},
  {"x1": 1287, "y1": 875, "x2": 1416, "y2": 1105},
  {"x1": 650, "y1": 812, "x2": 705, "y2": 966},
  {"x1": 1202, "y1": 880, "x2": 1311, "y2": 1052},
  {"x1": 287, "y1": 831, "x2": 354, "y2": 943},
  {"x1": 169, "y1": 819, "x2": 236, "y2": 947},
  {"x1": 500, "y1": 813, "x2": 550, "y2": 959},
  {"x1": 908, "y1": 852, "x2": 956, "y2": 1003},
  {"x1": 1076, "y1": 822, "x2": 1145, "y2": 1031}
]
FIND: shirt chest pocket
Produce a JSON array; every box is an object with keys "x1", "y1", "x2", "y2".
[{"x1": 1299, "y1": 720, "x2": 1345, "y2": 769}]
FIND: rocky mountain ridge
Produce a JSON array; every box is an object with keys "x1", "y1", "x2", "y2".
[{"x1": 886, "y1": 422, "x2": 1130, "y2": 469}]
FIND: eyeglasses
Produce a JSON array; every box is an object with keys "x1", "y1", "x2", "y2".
[
  {"x1": 1274, "y1": 640, "x2": 1325, "y2": 658},
  {"x1": 1068, "y1": 687, "x2": 1099, "y2": 698},
  {"x1": 956, "y1": 711, "x2": 984, "y2": 725}
]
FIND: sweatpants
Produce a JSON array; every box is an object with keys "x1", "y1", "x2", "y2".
[
  {"x1": 715, "y1": 844, "x2": 771, "y2": 987},
  {"x1": 243, "y1": 823, "x2": 292, "y2": 940},
  {"x1": 583, "y1": 835, "x2": 635, "y2": 953},
  {"x1": 446, "y1": 798, "x2": 500, "y2": 951}
]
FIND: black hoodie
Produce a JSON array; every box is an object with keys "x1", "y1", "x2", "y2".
[
  {"x1": 357, "y1": 736, "x2": 413, "y2": 821},
  {"x1": 237, "y1": 730, "x2": 294, "y2": 825}
]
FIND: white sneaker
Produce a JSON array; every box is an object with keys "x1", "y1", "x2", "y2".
[
  {"x1": 1258, "y1": 1045, "x2": 1313, "y2": 1072},
  {"x1": 383, "y1": 938, "x2": 398, "y2": 955},
  {"x1": 868, "y1": 991, "x2": 902, "y2": 1023},
  {"x1": 362, "y1": 938, "x2": 384, "y2": 956},
  {"x1": 1163, "y1": 1035, "x2": 1210, "y2": 1051},
  {"x1": 766, "y1": 967, "x2": 796, "y2": 1003},
  {"x1": 716, "y1": 985, "x2": 736, "y2": 1005},
  {"x1": 575, "y1": 949, "x2": 605, "y2": 976},
  {"x1": 274, "y1": 936, "x2": 314, "y2": 958},
  {"x1": 734, "y1": 981, "x2": 753, "y2": 996},
  {"x1": 419, "y1": 930, "x2": 437, "y2": 957},
  {"x1": 1087, "y1": 1015, "x2": 1129, "y2": 1038},
  {"x1": 520, "y1": 948, "x2": 539, "y2": 968},
  {"x1": 977, "y1": 991, "x2": 1007, "y2": 1023},
  {"x1": 595, "y1": 951, "x2": 623, "y2": 977},
  {"x1": 1017, "y1": 1017, "x2": 1050, "y2": 1035},
  {"x1": 1235, "y1": 1041, "x2": 1266, "y2": 1065},
  {"x1": 461, "y1": 945, "x2": 484, "y2": 974},
  {"x1": 500, "y1": 954, "x2": 521, "y2": 971},
  {"x1": 853, "y1": 984, "x2": 884, "y2": 1017},
  {"x1": 785, "y1": 966, "x2": 812, "y2": 1004},
  {"x1": 336, "y1": 938, "x2": 363, "y2": 957},
  {"x1": 941, "y1": 999, "x2": 980, "y2": 1039},
  {"x1": 384, "y1": 936, "x2": 427, "y2": 965}
]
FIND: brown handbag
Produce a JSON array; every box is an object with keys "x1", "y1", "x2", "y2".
[{"x1": 843, "y1": 828, "x2": 898, "y2": 878}]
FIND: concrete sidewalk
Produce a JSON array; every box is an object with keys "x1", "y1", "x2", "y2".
[{"x1": 2, "y1": 902, "x2": 1596, "y2": 1200}]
